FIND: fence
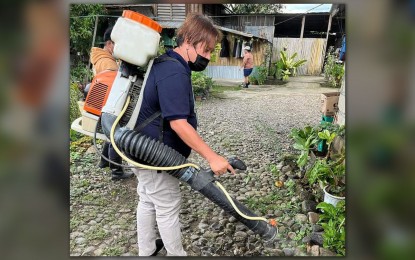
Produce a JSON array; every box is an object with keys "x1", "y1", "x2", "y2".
[{"x1": 272, "y1": 37, "x2": 327, "y2": 75}]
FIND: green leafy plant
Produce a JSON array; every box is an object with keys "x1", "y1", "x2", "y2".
[
  {"x1": 318, "y1": 122, "x2": 345, "y2": 138},
  {"x1": 306, "y1": 149, "x2": 345, "y2": 196},
  {"x1": 275, "y1": 50, "x2": 307, "y2": 81},
  {"x1": 285, "y1": 179, "x2": 296, "y2": 196},
  {"x1": 210, "y1": 43, "x2": 222, "y2": 63},
  {"x1": 191, "y1": 72, "x2": 213, "y2": 97},
  {"x1": 324, "y1": 52, "x2": 345, "y2": 88},
  {"x1": 318, "y1": 129, "x2": 337, "y2": 158},
  {"x1": 250, "y1": 65, "x2": 268, "y2": 85},
  {"x1": 289, "y1": 126, "x2": 319, "y2": 168},
  {"x1": 316, "y1": 201, "x2": 346, "y2": 256},
  {"x1": 70, "y1": 82, "x2": 83, "y2": 125}
]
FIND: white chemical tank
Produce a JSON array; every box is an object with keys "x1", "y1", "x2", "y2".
[{"x1": 111, "y1": 10, "x2": 162, "y2": 67}]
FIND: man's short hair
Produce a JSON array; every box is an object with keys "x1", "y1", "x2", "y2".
[{"x1": 104, "y1": 26, "x2": 113, "y2": 42}]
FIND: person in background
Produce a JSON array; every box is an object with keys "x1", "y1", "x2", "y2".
[
  {"x1": 131, "y1": 13, "x2": 235, "y2": 256},
  {"x1": 240, "y1": 45, "x2": 253, "y2": 88},
  {"x1": 89, "y1": 26, "x2": 133, "y2": 180}
]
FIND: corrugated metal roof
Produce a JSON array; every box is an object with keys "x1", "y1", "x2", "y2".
[
  {"x1": 105, "y1": 5, "x2": 155, "y2": 18},
  {"x1": 216, "y1": 26, "x2": 253, "y2": 38},
  {"x1": 157, "y1": 20, "x2": 183, "y2": 29},
  {"x1": 156, "y1": 21, "x2": 269, "y2": 42}
]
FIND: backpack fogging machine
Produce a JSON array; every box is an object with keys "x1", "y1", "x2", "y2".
[{"x1": 77, "y1": 10, "x2": 278, "y2": 243}]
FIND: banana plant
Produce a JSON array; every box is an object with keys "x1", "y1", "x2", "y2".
[{"x1": 277, "y1": 50, "x2": 307, "y2": 80}]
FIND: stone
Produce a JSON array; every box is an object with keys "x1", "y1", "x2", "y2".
[
  {"x1": 312, "y1": 224, "x2": 324, "y2": 232},
  {"x1": 299, "y1": 190, "x2": 313, "y2": 200},
  {"x1": 295, "y1": 213, "x2": 308, "y2": 223},
  {"x1": 75, "y1": 237, "x2": 86, "y2": 244},
  {"x1": 291, "y1": 223, "x2": 301, "y2": 232},
  {"x1": 274, "y1": 210, "x2": 283, "y2": 217},
  {"x1": 311, "y1": 245, "x2": 320, "y2": 256},
  {"x1": 302, "y1": 200, "x2": 318, "y2": 213},
  {"x1": 308, "y1": 212, "x2": 320, "y2": 224},
  {"x1": 282, "y1": 248, "x2": 294, "y2": 256},
  {"x1": 310, "y1": 232, "x2": 324, "y2": 246},
  {"x1": 93, "y1": 248, "x2": 103, "y2": 256},
  {"x1": 287, "y1": 232, "x2": 296, "y2": 240},
  {"x1": 302, "y1": 235, "x2": 311, "y2": 244},
  {"x1": 82, "y1": 246, "x2": 95, "y2": 255},
  {"x1": 319, "y1": 247, "x2": 337, "y2": 256},
  {"x1": 281, "y1": 165, "x2": 292, "y2": 174}
]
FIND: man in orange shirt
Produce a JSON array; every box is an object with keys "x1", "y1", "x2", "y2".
[
  {"x1": 89, "y1": 26, "x2": 133, "y2": 180},
  {"x1": 240, "y1": 45, "x2": 254, "y2": 88}
]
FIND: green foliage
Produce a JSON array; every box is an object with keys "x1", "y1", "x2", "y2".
[
  {"x1": 70, "y1": 4, "x2": 106, "y2": 84},
  {"x1": 324, "y1": 52, "x2": 345, "y2": 88},
  {"x1": 252, "y1": 65, "x2": 268, "y2": 85},
  {"x1": 225, "y1": 4, "x2": 283, "y2": 14},
  {"x1": 158, "y1": 40, "x2": 166, "y2": 56},
  {"x1": 306, "y1": 151, "x2": 345, "y2": 196},
  {"x1": 245, "y1": 191, "x2": 282, "y2": 214},
  {"x1": 70, "y1": 64, "x2": 93, "y2": 84},
  {"x1": 210, "y1": 43, "x2": 222, "y2": 63},
  {"x1": 316, "y1": 201, "x2": 346, "y2": 256},
  {"x1": 289, "y1": 126, "x2": 319, "y2": 168},
  {"x1": 268, "y1": 164, "x2": 280, "y2": 177},
  {"x1": 191, "y1": 72, "x2": 213, "y2": 97},
  {"x1": 285, "y1": 179, "x2": 296, "y2": 196},
  {"x1": 70, "y1": 4, "x2": 107, "y2": 57},
  {"x1": 274, "y1": 50, "x2": 307, "y2": 81},
  {"x1": 317, "y1": 122, "x2": 345, "y2": 138},
  {"x1": 70, "y1": 82, "x2": 83, "y2": 125}
]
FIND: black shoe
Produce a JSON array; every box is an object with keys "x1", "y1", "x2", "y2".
[
  {"x1": 97, "y1": 158, "x2": 109, "y2": 168},
  {"x1": 150, "y1": 239, "x2": 164, "y2": 256},
  {"x1": 98, "y1": 142, "x2": 110, "y2": 168},
  {"x1": 111, "y1": 168, "x2": 134, "y2": 180}
]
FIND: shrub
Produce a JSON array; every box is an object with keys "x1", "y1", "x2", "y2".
[
  {"x1": 250, "y1": 65, "x2": 268, "y2": 85},
  {"x1": 316, "y1": 201, "x2": 346, "y2": 256},
  {"x1": 70, "y1": 82, "x2": 83, "y2": 125},
  {"x1": 324, "y1": 52, "x2": 344, "y2": 88},
  {"x1": 191, "y1": 72, "x2": 213, "y2": 97}
]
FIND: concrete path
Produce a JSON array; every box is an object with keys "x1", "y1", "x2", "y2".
[{"x1": 213, "y1": 76, "x2": 338, "y2": 99}]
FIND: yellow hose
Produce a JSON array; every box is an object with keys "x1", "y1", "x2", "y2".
[
  {"x1": 109, "y1": 96, "x2": 276, "y2": 227},
  {"x1": 215, "y1": 181, "x2": 268, "y2": 222},
  {"x1": 109, "y1": 95, "x2": 200, "y2": 170}
]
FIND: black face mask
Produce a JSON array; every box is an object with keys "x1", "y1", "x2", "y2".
[{"x1": 187, "y1": 49, "x2": 210, "y2": 71}]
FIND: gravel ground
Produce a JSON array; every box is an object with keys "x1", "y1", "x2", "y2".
[{"x1": 70, "y1": 78, "x2": 338, "y2": 256}]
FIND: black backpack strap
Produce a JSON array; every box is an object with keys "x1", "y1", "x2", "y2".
[
  {"x1": 134, "y1": 111, "x2": 161, "y2": 132},
  {"x1": 133, "y1": 55, "x2": 182, "y2": 142}
]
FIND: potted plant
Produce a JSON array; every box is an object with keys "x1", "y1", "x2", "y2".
[
  {"x1": 316, "y1": 129, "x2": 337, "y2": 157},
  {"x1": 306, "y1": 146, "x2": 345, "y2": 206}
]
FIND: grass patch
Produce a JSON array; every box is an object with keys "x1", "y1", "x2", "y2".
[
  {"x1": 85, "y1": 227, "x2": 109, "y2": 241},
  {"x1": 102, "y1": 246, "x2": 123, "y2": 256},
  {"x1": 245, "y1": 191, "x2": 282, "y2": 215},
  {"x1": 70, "y1": 216, "x2": 81, "y2": 231},
  {"x1": 210, "y1": 85, "x2": 242, "y2": 94},
  {"x1": 209, "y1": 85, "x2": 242, "y2": 99}
]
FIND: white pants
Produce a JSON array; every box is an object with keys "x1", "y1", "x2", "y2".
[{"x1": 133, "y1": 168, "x2": 187, "y2": 256}]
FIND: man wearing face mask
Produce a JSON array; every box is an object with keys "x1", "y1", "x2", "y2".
[{"x1": 131, "y1": 13, "x2": 235, "y2": 256}]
